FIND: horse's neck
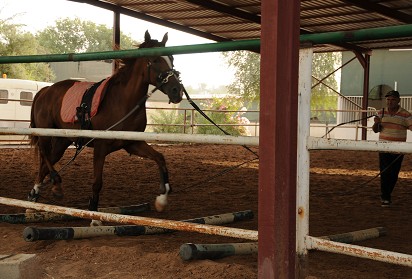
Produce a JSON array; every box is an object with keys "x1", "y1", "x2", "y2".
[{"x1": 113, "y1": 66, "x2": 150, "y2": 110}]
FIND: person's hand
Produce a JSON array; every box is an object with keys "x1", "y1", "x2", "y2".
[
  {"x1": 373, "y1": 116, "x2": 382, "y2": 132},
  {"x1": 374, "y1": 116, "x2": 381, "y2": 123}
]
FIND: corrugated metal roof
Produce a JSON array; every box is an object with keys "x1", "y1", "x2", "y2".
[{"x1": 68, "y1": 0, "x2": 412, "y2": 52}]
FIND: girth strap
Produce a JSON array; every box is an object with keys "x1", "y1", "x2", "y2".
[{"x1": 75, "y1": 79, "x2": 105, "y2": 150}]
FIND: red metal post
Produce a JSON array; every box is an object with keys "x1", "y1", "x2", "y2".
[
  {"x1": 259, "y1": 0, "x2": 300, "y2": 278},
  {"x1": 361, "y1": 54, "x2": 370, "y2": 140},
  {"x1": 112, "y1": 10, "x2": 121, "y2": 73}
]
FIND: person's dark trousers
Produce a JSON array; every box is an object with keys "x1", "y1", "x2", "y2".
[{"x1": 379, "y1": 152, "x2": 404, "y2": 201}]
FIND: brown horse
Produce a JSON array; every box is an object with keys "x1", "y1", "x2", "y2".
[{"x1": 29, "y1": 31, "x2": 183, "y2": 223}]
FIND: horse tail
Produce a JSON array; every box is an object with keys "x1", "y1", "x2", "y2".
[{"x1": 29, "y1": 86, "x2": 48, "y2": 147}]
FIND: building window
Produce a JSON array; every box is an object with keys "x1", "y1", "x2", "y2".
[
  {"x1": 0, "y1": 90, "x2": 8, "y2": 104},
  {"x1": 20, "y1": 91, "x2": 33, "y2": 106}
]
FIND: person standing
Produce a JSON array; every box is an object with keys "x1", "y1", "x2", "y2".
[{"x1": 372, "y1": 90, "x2": 412, "y2": 207}]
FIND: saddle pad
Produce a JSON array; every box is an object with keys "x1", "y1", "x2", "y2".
[{"x1": 60, "y1": 78, "x2": 109, "y2": 123}]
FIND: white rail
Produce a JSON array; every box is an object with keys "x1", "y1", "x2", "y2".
[
  {"x1": 0, "y1": 127, "x2": 259, "y2": 146},
  {"x1": 306, "y1": 236, "x2": 412, "y2": 267}
]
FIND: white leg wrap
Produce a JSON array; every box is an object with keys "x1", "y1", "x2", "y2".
[
  {"x1": 33, "y1": 183, "x2": 43, "y2": 194},
  {"x1": 164, "y1": 183, "x2": 170, "y2": 195}
]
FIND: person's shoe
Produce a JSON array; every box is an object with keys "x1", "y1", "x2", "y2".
[{"x1": 381, "y1": 200, "x2": 392, "y2": 207}]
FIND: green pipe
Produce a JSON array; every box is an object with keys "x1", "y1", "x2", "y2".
[
  {"x1": 300, "y1": 24, "x2": 412, "y2": 45},
  {"x1": 1, "y1": 24, "x2": 412, "y2": 64},
  {"x1": 0, "y1": 39, "x2": 260, "y2": 64}
]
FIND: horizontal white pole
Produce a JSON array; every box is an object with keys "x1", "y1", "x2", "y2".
[
  {"x1": 306, "y1": 235, "x2": 412, "y2": 267},
  {"x1": 308, "y1": 136, "x2": 412, "y2": 153},
  {"x1": 0, "y1": 197, "x2": 258, "y2": 241},
  {"x1": 0, "y1": 127, "x2": 259, "y2": 146}
]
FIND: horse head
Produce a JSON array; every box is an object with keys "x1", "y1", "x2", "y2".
[{"x1": 141, "y1": 30, "x2": 183, "y2": 104}]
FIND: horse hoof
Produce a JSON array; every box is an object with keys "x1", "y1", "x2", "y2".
[
  {"x1": 90, "y1": 220, "x2": 103, "y2": 226},
  {"x1": 155, "y1": 194, "x2": 168, "y2": 212},
  {"x1": 27, "y1": 189, "x2": 39, "y2": 202},
  {"x1": 52, "y1": 186, "x2": 64, "y2": 200}
]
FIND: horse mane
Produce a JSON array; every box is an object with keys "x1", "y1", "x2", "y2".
[{"x1": 111, "y1": 38, "x2": 166, "y2": 83}]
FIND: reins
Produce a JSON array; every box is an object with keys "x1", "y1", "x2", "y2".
[
  {"x1": 182, "y1": 85, "x2": 259, "y2": 159},
  {"x1": 322, "y1": 114, "x2": 375, "y2": 138},
  {"x1": 312, "y1": 152, "x2": 403, "y2": 197},
  {"x1": 173, "y1": 156, "x2": 258, "y2": 194}
]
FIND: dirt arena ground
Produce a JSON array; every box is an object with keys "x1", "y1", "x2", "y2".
[{"x1": 0, "y1": 143, "x2": 411, "y2": 278}]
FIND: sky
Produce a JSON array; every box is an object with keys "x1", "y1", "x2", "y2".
[{"x1": 1, "y1": 0, "x2": 235, "y2": 88}]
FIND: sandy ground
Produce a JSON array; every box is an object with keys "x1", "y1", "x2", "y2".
[{"x1": 0, "y1": 144, "x2": 411, "y2": 278}]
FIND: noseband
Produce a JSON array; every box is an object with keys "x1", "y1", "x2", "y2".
[{"x1": 156, "y1": 69, "x2": 180, "y2": 86}]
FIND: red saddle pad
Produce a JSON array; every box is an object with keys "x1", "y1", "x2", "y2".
[{"x1": 60, "y1": 78, "x2": 109, "y2": 123}]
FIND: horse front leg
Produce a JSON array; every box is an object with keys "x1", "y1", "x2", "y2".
[
  {"x1": 88, "y1": 148, "x2": 106, "y2": 226},
  {"x1": 124, "y1": 141, "x2": 171, "y2": 212}
]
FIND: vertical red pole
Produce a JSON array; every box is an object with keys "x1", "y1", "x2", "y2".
[
  {"x1": 361, "y1": 54, "x2": 370, "y2": 140},
  {"x1": 112, "y1": 10, "x2": 121, "y2": 73},
  {"x1": 258, "y1": 0, "x2": 300, "y2": 278}
]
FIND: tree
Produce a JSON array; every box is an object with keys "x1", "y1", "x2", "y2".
[
  {"x1": 223, "y1": 50, "x2": 342, "y2": 120},
  {"x1": 0, "y1": 17, "x2": 54, "y2": 81},
  {"x1": 311, "y1": 52, "x2": 341, "y2": 122},
  {"x1": 222, "y1": 50, "x2": 260, "y2": 104},
  {"x1": 36, "y1": 17, "x2": 138, "y2": 54}
]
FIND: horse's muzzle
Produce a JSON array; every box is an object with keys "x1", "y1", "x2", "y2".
[{"x1": 168, "y1": 87, "x2": 183, "y2": 104}]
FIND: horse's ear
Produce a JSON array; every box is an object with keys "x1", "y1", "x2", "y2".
[
  {"x1": 144, "y1": 30, "x2": 151, "y2": 42},
  {"x1": 161, "y1": 32, "x2": 168, "y2": 45}
]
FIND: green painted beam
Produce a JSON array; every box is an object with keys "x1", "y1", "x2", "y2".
[
  {"x1": 300, "y1": 24, "x2": 412, "y2": 45},
  {"x1": 0, "y1": 24, "x2": 412, "y2": 64}
]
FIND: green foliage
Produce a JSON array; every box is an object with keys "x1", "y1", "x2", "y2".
[
  {"x1": 148, "y1": 96, "x2": 251, "y2": 136},
  {"x1": 223, "y1": 50, "x2": 342, "y2": 121},
  {"x1": 0, "y1": 18, "x2": 54, "y2": 81},
  {"x1": 36, "y1": 18, "x2": 137, "y2": 54},
  {"x1": 0, "y1": 12, "x2": 139, "y2": 81},
  {"x1": 311, "y1": 52, "x2": 341, "y2": 123},
  {"x1": 149, "y1": 109, "x2": 186, "y2": 133},
  {"x1": 194, "y1": 96, "x2": 249, "y2": 136},
  {"x1": 222, "y1": 50, "x2": 260, "y2": 104}
]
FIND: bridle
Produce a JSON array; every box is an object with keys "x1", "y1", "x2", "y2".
[{"x1": 147, "y1": 56, "x2": 181, "y2": 93}]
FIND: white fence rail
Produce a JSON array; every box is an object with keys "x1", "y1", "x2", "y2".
[
  {"x1": 1, "y1": 100, "x2": 405, "y2": 145},
  {"x1": 0, "y1": 127, "x2": 258, "y2": 146}
]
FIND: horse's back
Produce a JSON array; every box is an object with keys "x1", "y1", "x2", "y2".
[
  {"x1": 31, "y1": 80, "x2": 78, "y2": 128},
  {"x1": 35, "y1": 79, "x2": 77, "y2": 104}
]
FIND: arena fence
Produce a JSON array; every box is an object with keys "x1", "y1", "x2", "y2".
[
  {"x1": 298, "y1": 48, "x2": 412, "y2": 268},
  {"x1": 1, "y1": 25, "x2": 412, "y2": 273}
]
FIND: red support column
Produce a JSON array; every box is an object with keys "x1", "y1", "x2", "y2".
[
  {"x1": 112, "y1": 10, "x2": 121, "y2": 73},
  {"x1": 362, "y1": 54, "x2": 370, "y2": 140},
  {"x1": 259, "y1": 0, "x2": 300, "y2": 278}
]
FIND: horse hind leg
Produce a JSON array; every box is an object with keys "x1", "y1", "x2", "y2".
[
  {"x1": 88, "y1": 146, "x2": 108, "y2": 227},
  {"x1": 124, "y1": 141, "x2": 171, "y2": 212},
  {"x1": 27, "y1": 156, "x2": 48, "y2": 202},
  {"x1": 28, "y1": 137, "x2": 71, "y2": 202}
]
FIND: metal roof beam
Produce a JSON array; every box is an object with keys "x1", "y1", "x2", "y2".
[
  {"x1": 182, "y1": 0, "x2": 261, "y2": 23},
  {"x1": 342, "y1": 0, "x2": 412, "y2": 24},
  {"x1": 66, "y1": 0, "x2": 232, "y2": 42}
]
